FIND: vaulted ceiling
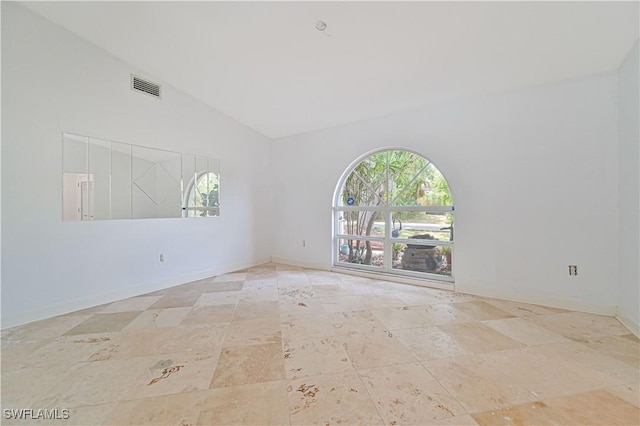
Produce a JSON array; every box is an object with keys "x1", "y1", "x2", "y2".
[{"x1": 21, "y1": 1, "x2": 639, "y2": 138}]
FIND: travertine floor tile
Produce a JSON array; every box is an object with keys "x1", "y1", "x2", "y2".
[
  {"x1": 148, "y1": 293, "x2": 201, "y2": 310},
  {"x1": 223, "y1": 317, "x2": 282, "y2": 346},
  {"x1": 122, "y1": 307, "x2": 192, "y2": 331},
  {"x1": 607, "y1": 382, "x2": 640, "y2": 408},
  {"x1": 453, "y1": 300, "x2": 516, "y2": 321},
  {"x1": 544, "y1": 389, "x2": 640, "y2": 425},
  {"x1": 288, "y1": 372, "x2": 383, "y2": 425},
  {"x1": 102, "y1": 391, "x2": 207, "y2": 425},
  {"x1": 198, "y1": 380, "x2": 290, "y2": 425},
  {"x1": 482, "y1": 317, "x2": 569, "y2": 346},
  {"x1": 437, "y1": 322, "x2": 525, "y2": 353},
  {"x1": 180, "y1": 304, "x2": 236, "y2": 325},
  {"x1": 371, "y1": 306, "x2": 434, "y2": 329},
  {"x1": 64, "y1": 312, "x2": 142, "y2": 336},
  {"x1": 393, "y1": 326, "x2": 468, "y2": 360},
  {"x1": 2, "y1": 263, "x2": 637, "y2": 426},
  {"x1": 283, "y1": 336, "x2": 354, "y2": 379},
  {"x1": 359, "y1": 362, "x2": 466, "y2": 424},
  {"x1": 100, "y1": 296, "x2": 163, "y2": 313},
  {"x1": 471, "y1": 400, "x2": 573, "y2": 425},
  {"x1": 337, "y1": 328, "x2": 416, "y2": 369},
  {"x1": 210, "y1": 342, "x2": 285, "y2": 388}
]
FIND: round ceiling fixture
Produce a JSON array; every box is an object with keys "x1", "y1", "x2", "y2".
[{"x1": 315, "y1": 20, "x2": 327, "y2": 32}]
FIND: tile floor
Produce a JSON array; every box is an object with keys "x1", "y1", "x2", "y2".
[{"x1": 1, "y1": 263, "x2": 639, "y2": 425}]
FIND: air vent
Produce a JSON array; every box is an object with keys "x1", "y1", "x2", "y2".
[{"x1": 131, "y1": 75, "x2": 161, "y2": 98}]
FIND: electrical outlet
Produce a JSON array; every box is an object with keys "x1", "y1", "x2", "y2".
[
  {"x1": 160, "y1": 253, "x2": 165, "y2": 262},
  {"x1": 569, "y1": 265, "x2": 577, "y2": 276}
]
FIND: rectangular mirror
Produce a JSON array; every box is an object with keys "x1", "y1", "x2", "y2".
[{"x1": 62, "y1": 132, "x2": 220, "y2": 221}]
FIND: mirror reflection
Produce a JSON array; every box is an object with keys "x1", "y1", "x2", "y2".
[{"x1": 62, "y1": 133, "x2": 220, "y2": 221}]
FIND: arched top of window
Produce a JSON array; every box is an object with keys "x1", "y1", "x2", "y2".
[
  {"x1": 184, "y1": 171, "x2": 220, "y2": 217},
  {"x1": 335, "y1": 149, "x2": 452, "y2": 208}
]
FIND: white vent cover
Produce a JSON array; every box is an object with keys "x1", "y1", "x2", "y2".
[{"x1": 131, "y1": 75, "x2": 161, "y2": 98}]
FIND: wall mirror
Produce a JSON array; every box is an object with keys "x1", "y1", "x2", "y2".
[{"x1": 62, "y1": 133, "x2": 220, "y2": 221}]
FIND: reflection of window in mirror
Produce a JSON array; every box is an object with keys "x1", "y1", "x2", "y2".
[
  {"x1": 63, "y1": 132, "x2": 220, "y2": 221},
  {"x1": 62, "y1": 173, "x2": 94, "y2": 221},
  {"x1": 185, "y1": 172, "x2": 220, "y2": 217}
]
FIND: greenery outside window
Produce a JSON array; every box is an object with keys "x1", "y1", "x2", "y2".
[{"x1": 334, "y1": 149, "x2": 454, "y2": 282}]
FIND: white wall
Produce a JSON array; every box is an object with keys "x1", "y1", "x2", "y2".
[
  {"x1": 272, "y1": 72, "x2": 621, "y2": 314},
  {"x1": 1, "y1": 3, "x2": 273, "y2": 327},
  {"x1": 617, "y1": 40, "x2": 640, "y2": 334}
]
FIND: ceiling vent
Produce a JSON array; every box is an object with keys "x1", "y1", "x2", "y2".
[{"x1": 131, "y1": 75, "x2": 161, "y2": 99}]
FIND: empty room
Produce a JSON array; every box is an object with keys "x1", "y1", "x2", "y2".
[{"x1": 1, "y1": 1, "x2": 639, "y2": 425}]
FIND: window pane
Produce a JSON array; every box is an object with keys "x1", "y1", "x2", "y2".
[
  {"x1": 391, "y1": 211, "x2": 453, "y2": 242},
  {"x1": 337, "y1": 211, "x2": 385, "y2": 237},
  {"x1": 338, "y1": 151, "x2": 388, "y2": 206},
  {"x1": 392, "y1": 243, "x2": 452, "y2": 276},
  {"x1": 337, "y1": 238, "x2": 385, "y2": 268}
]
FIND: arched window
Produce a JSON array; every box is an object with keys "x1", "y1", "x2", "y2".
[
  {"x1": 184, "y1": 172, "x2": 220, "y2": 217},
  {"x1": 333, "y1": 149, "x2": 454, "y2": 282}
]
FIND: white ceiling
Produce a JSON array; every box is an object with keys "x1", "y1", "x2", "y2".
[{"x1": 21, "y1": 1, "x2": 639, "y2": 139}]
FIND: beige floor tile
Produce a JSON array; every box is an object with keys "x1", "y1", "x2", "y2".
[
  {"x1": 180, "y1": 304, "x2": 236, "y2": 325},
  {"x1": 281, "y1": 312, "x2": 339, "y2": 341},
  {"x1": 203, "y1": 280, "x2": 244, "y2": 292},
  {"x1": 453, "y1": 300, "x2": 516, "y2": 321},
  {"x1": 123, "y1": 350, "x2": 221, "y2": 400},
  {"x1": 393, "y1": 326, "x2": 468, "y2": 360},
  {"x1": 394, "y1": 290, "x2": 444, "y2": 306},
  {"x1": 371, "y1": 306, "x2": 434, "y2": 329},
  {"x1": 337, "y1": 328, "x2": 416, "y2": 369},
  {"x1": 532, "y1": 311, "x2": 632, "y2": 341},
  {"x1": 198, "y1": 380, "x2": 290, "y2": 425},
  {"x1": 475, "y1": 345, "x2": 630, "y2": 400},
  {"x1": 531, "y1": 341, "x2": 639, "y2": 388},
  {"x1": 359, "y1": 362, "x2": 466, "y2": 424},
  {"x1": 239, "y1": 287, "x2": 280, "y2": 303},
  {"x1": 4, "y1": 316, "x2": 92, "y2": 341},
  {"x1": 544, "y1": 389, "x2": 640, "y2": 425},
  {"x1": 607, "y1": 383, "x2": 640, "y2": 408},
  {"x1": 315, "y1": 295, "x2": 369, "y2": 313},
  {"x1": 288, "y1": 372, "x2": 383, "y2": 425},
  {"x1": 63, "y1": 312, "x2": 142, "y2": 336},
  {"x1": 437, "y1": 322, "x2": 525, "y2": 353},
  {"x1": 210, "y1": 342, "x2": 285, "y2": 388},
  {"x1": 121, "y1": 307, "x2": 192, "y2": 331},
  {"x1": 283, "y1": 336, "x2": 354, "y2": 379},
  {"x1": 194, "y1": 291, "x2": 240, "y2": 307},
  {"x1": 578, "y1": 334, "x2": 640, "y2": 367},
  {"x1": 233, "y1": 300, "x2": 280, "y2": 321},
  {"x1": 223, "y1": 317, "x2": 282, "y2": 346},
  {"x1": 32, "y1": 356, "x2": 153, "y2": 408},
  {"x1": 102, "y1": 391, "x2": 208, "y2": 425},
  {"x1": 432, "y1": 414, "x2": 480, "y2": 425},
  {"x1": 111, "y1": 323, "x2": 228, "y2": 358},
  {"x1": 21, "y1": 333, "x2": 117, "y2": 368},
  {"x1": 358, "y1": 293, "x2": 407, "y2": 309},
  {"x1": 330, "y1": 310, "x2": 387, "y2": 335},
  {"x1": 1, "y1": 365, "x2": 73, "y2": 408},
  {"x1": 471, "y1": 400, "x2": 573, "y2": 425},
  {"x1": 423, "y1": 355, "x2": 535, "y2": 412},
  {"x1": 482, "y1": 317, "x2": 569, "y2": 346},
  {"x1": 419, "y1": 303, "x2": 477, "y2": 325},
  {"x1": 100, "y1": 296, "x2": 164, "y2": 313},
  {"x1": 483, "y1": 298, "x2": 568, "y2": 318},
  {"x1": 3, "y1": 264, "x2": 639, "y2": 426},
  {"x1": 147, "y1": 292, "x2": 202, "y2": 309}
]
